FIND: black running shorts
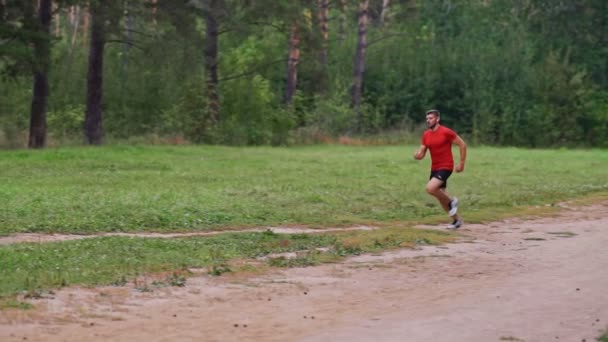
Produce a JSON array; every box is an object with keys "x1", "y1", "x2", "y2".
[{"x1": 429, "y1": 169, "x2": 452, "y2": 189}]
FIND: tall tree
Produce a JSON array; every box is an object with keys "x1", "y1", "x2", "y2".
[
  {"x1": 84, "y1": 1, "x2": 106, "y2": 145},
  {"x1": 204, "y1": 0, "x2": 220, "y2": 125},
  {"x1": 317, "y1": 0, "x2": 329, "y2": 67},
  {"x1": 524, "y1": 0, "x2": 608, "y2": 87},
  {"x1": 121, "y1": 0, "x2": 134, "y2": 87},
  {"x1": 314, "y1": 0, "x2": 329, "y2": 95},
  {"x1": 351, "y1": 0, "x2": 369, "y2": 128},
  {"x1": 337, "y1": 0, "x2": 348, "y2": 43},
  {"x1": 379, "y1": 0, "x2": 390, "y2": 26},
  {"x1": 28, "y1": 0, "x2": 53, "y2": 148},
  {"x1": 285, "y1": 23, "x2": 300, "y2": 105},
  {"x1": 68, "y1": 5, "x2": 83, "y2": 47},
  {"x1": 187, "y1": 0, "x2": 224, "y2": 137}
]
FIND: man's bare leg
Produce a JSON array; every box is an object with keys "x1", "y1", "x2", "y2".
[
  {"x1": 426, "y1": 178, "x2": 450, "y2": 211},
  {"x1": 426, "y1": 178, "x2": 460, "y2": 221}
]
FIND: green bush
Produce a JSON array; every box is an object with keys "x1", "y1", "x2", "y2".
[
  {"x1": 525, "y1": 52, "x2": 596, "y2": 147},
  {"x1": 0, "y1": 78, "x2": 30, "y2": 148},
  {"x1": 47, "y1": 105, "x2": 84, "y2": 139}
]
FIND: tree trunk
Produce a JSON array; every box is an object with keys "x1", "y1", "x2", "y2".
[
  {"x1": 70, "y1": 6, "x2": 82, "y2": 48},
  {"x1": 380, "y1": 0, "x2": 390, "y2": 26},
  {"x1": 204, "y1": 0, "x2": 220, "y2": 124},
  {"x1": 150, "y1": 0, "x2": 158, "y2": 26},
  {"x1": 63, "y1": 6, "x2": 81, "y2": 81},
  {"x1": 82, "y1": 9, "x2": 89, "y2": 46},
  {"x1": 69, "y1": 6, "x2": 75, "y2": 26},
  {"x1": 285, "y1": 24, "x2": 300, "y2": 106},
  {"x1": 338, "y1": 0, "x2": 347, "y2": 43},
  {"x1": 351, "y1": 0, "x2": 369, "y2": 126},
  {"x1": 317, "y1": 0, "x2": 329, "y2": 66},
  {"x1": 122, "y1": 0, "x2": 134, "y2": 84},
  {"x1": 28, "y1": 0, "x2": 52, "y2": 149},
  {"x1": 52, "y1": 1, "x2": 60, "y2": 36},
  {"x1": 84, "y1": 2, "x2": 106, "y2": 145},
  {"x1": 315, "y1": 0, "x2": 329, "y2": 95}
]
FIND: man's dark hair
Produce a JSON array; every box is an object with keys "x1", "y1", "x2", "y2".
[{"x1": 426, "y1": 109, "x2": 440, "y2": 116}]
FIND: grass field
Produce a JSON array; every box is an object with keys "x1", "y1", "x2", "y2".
[
  {"x1": 1, "y1": 145, "x2": 607, "y2": 300},
  {"x1": 1, "y1": 145, "x2": 607, "y2": 234},
  {"x1": 0, "y1": 227, "x2": 454, "y2": 298}
]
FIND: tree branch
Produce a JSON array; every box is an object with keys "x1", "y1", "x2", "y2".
[
  {"x1": 219, "y1": 21, "x2": 288, "y2": 36},
  {"x1": 105, "y1": 39, "x2": 144, "y2": 51},
  {"x1": 123, "y1": 28, "x2": 156, "y2": 38},
  {"x1": 366, "y1": 32, "x2": 407, "y2": 47},
  {"x1": 218, "y1": 28, "x2": 234, "y2": 35},
  {"x1": 219, "y1": 58, "x2": 288, "y2": 82},
  {"x1": 243, "y1": 21, "x2": 287, "y2": 33},
  {"x1": 0, "y1": 36, "x2": 19, "y2": 46}
]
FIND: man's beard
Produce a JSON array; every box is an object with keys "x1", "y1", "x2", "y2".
[{"x1": 427, "y1": 123, "x2": 437, "y2": 129}]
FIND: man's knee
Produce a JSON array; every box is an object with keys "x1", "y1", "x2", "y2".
[{"x1": 426, "y1": 184, "x2": 439, "y2": 195}]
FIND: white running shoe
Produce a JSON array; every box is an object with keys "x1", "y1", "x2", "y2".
[
  {"x1": 447, "y1": 219, "x2": 462, "y2": 229},
  {"x1": 448, "y1": 197, "x2": 459, "y2": 217}
]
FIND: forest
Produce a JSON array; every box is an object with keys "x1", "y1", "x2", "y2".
[{"x1": 1, "y1": 0, "x2": 607, "y2": 148}]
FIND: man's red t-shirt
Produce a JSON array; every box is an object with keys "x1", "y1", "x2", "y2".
[{"x1": 422, "y1": 125, "x2": 457, "y2": 171}]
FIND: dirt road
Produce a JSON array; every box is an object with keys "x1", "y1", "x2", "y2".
[{"x1": 1, "y1": 202, "x2": 607, "y2": 342}]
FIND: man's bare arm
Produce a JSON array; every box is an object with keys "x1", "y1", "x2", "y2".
[
  {"x1": 453, "y1": 136, "x2": 467, "y2": 172},
  {"x1": 414, "y1": 144, "x2": 427, "y2": 160}
]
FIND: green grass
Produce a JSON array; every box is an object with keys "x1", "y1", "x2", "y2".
[
  {"x1": 1, "y1": 145, "x2": 607, "y2": 234},
  {"x1": 0, "y1": 228, "x2": 453, "y2": 298},
  {"x1": 0, "y1": 298, "x2": 34, "y2": 310},
  {"x1": 1, "y1": 144, "x2": 606, "y2": 301}
]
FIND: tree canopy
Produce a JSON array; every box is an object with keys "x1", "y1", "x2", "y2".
[{"x1": 1, "y1": 0, "x2": 607, "y2": 148}]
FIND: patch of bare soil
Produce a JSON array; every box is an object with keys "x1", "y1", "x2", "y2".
[
  {"x1": 0, "y1": 226, "x2": 376, "y2": 245},
  {"x1": 1, "y1": 202, "x2": 607, "y2": 342}
]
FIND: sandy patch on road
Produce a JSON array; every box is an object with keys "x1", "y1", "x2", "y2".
[{"x1": 1, "y1": 202, "x2": 607, "y2": 342}]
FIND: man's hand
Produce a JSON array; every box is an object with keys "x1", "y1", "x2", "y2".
[
  {"x1": 414, "y1": 145, "x2": 427, "y2": 160},
  {"x1": 453, "y1": 136, "x2": 467, "y2": 173}
]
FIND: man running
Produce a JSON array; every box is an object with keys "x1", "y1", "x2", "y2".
[{"x1": 414, "y1": 109, "x2": 467, "y2": 229}]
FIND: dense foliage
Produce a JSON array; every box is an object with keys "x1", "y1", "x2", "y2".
[{"x1": 1, "y1": 0, "x2": 607, "y2": 147}]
